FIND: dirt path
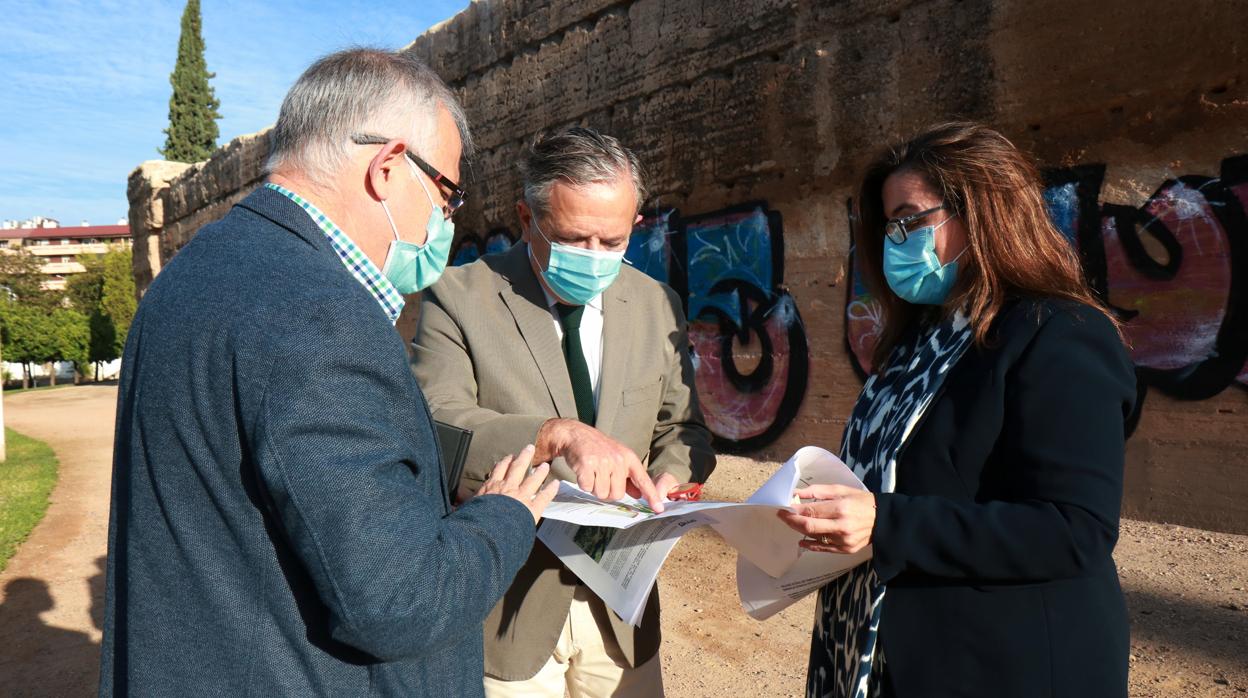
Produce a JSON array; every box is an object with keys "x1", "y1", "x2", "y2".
[
  {"x1": 659, "y1": 456, "x2": 1248, "y2": 697},
  {"x1": 0, "y1": 389, "x2": 1243, "y2": 696},
  {"x1": 0, "y1": 385, "x2": 116, "y2": 697}
]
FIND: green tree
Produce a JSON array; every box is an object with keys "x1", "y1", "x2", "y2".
[
  {"x1": 159, "y1": 0, "x2": 221, "y2": 162},
  {"x1": 52, "y1": 309, "x2": 90, "y2": 384},
  {"x1": 65, "y1": 254, "x2": 104, "y2": 314},
  {"x1": 88, "y1": 311, "x2": 118, "y2": 379},
  {"x1": 0, "y1": 250, "x2": 60, "y2": 310},
  {"x1": 65, "y1": 254, "x2": 115, "y2": 379},
  {"x1": 0, "y1": 302, "x2": 57, "y2": 388},
  {"x1": 100, "y1": 249, "x2": 137, "y2": 358}
]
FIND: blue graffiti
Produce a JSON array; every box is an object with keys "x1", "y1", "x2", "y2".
[
  {"x1": 446, "y1": 202, "x2": 809, "y2": 451},
  {"x1": 450, "y1": 229, "x2": 517, "y2": 267},
  {"x1": 1043, "y1": 182, "x2": 1081, "y2": 245},
  {"x1": 625, "y1": 211, "x2": 673, "y2": 285},
  {"x1": 684, "y1": 208, "x2": 775, "y2": 327},
  {"x1": 626, "y1": 203, "x2": 808, "y2": 452}
]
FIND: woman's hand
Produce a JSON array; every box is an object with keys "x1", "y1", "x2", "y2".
[{"x1": 776, "y1": 484, "x2": 877, "y2": 554}]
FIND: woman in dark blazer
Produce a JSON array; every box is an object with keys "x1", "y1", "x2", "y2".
[{"x1": 779, "y1": 122, "x2": 1136, "y2": 698}]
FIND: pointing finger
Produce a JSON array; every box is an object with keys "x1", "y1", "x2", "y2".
[{"x1": 628, "y1": 462, "x2": 664, "y2": 513}]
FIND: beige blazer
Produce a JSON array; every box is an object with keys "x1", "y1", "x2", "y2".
[{"x1": 411, "y1": 242, "x2": 716, "y2": 680}]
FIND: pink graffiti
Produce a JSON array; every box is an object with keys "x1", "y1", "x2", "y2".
[
  {"x1": 846, "y1": 295, "x2": 884, "y2": 375},
  {"x1": 689, "y1": 314, "x2": 794, "y2": 443},
  {"x1": 1103, "y1": 180, "x2": 1233, "y2": 371}
]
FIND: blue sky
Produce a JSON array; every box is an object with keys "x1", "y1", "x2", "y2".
[{"x1": 0, "y1": 0, "x2": 469, "y2": 226}]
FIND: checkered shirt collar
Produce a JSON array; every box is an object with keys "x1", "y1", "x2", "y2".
[{"x1": 264, "y1": 183, "x2": 405, "y2": 324}]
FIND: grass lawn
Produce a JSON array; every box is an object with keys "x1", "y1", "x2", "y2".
[
  {"x1": 0, "y1": 428, "x2": 59, "y2": 573},
  {"x1": 3, "y1": 382, "x2": 76, "y2": 395}
]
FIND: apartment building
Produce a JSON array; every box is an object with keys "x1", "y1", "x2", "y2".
[{"x1": 0, "y1": 222, "x2": 132, "y2": 291}]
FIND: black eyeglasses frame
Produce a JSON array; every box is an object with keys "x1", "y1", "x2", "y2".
[
  {"x1": 350, "y1": 133, "x2": 467, "y2": 218},
  {"x1": 884, "y1": 204, "x2": 948, "y2": 245}
]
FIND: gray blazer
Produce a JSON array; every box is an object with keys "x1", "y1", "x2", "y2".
[
  {"x1": 101, "y1": 187, "x2": 535, "y2": 696},
  {"x1": 411, "y1": 242, "x2": 716, "y2": 680}
]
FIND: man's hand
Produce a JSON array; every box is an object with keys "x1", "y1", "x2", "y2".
[
  {"x1": 474, "y1": 445, "x2": 559, "y2": 524},
  {"x1": 537, "y1": 419, "x2": 665, "y2": 513},
  {"x1": 776, "y1": 484, "x2": 876, "y2": 554}
]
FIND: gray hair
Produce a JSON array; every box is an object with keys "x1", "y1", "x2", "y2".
[
  {"x1": 519, "y1": 127, "x2": 647, "y2": 217},
  {"x1": 265, "y1": 48, "x2": 473, "y2": 184}
]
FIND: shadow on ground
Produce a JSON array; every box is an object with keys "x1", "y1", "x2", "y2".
[
  {"x1": 1125, "y1": 584, "x2": 1248, "y2": 670},
  {"x1": 0, "y1": 556, "x2": 105, "y2": 696}
]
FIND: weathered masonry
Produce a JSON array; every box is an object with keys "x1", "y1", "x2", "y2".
[{"x1": 129, "y1": 0, "x2": 1248, "y2": 533}]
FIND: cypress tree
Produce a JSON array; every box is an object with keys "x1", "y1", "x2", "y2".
[{"x1": 160, "y1": 0, "x2": 221, "y2": 162}]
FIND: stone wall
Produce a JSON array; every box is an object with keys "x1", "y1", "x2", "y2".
[
  {"x1": 128, "y1": 0, "x2": 1248, "y2": 533},
  {"x1": 128, "y1": 131, "x2": 269, "y2": 293}
]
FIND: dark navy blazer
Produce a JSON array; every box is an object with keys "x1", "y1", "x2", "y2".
[
  {"x1": 100, "y1": 186, "x2": 535, "y2": 696},
  {"x1": 872, "y1": 299, "x2": 1136, "y2": 698}
]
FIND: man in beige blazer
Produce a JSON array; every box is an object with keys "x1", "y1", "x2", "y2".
[{"x1": 411, "y1": 127, "x2": 716, "y2": 697}]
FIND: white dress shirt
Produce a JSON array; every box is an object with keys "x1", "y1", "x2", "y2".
[{"x1": 541, "y1": 285, "x2": 605, "y2": 408}]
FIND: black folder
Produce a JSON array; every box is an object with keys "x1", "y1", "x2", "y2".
[{"x1": 434, "y1": 420, "x2": 473, "y2": 497}]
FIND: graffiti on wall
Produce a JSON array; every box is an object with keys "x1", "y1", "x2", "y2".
[
  {"x1": 845, "y1": 154, "x2": 1248, "y2": 430},
  {"x1": 844, "y1": 198, "x2": 886, "y2": 378},
  {"x1": 450, "y1": 203, "x2": 809, "y2": 451},
  {"x1": 450, "y1": 228, "x2": 517, "y2": 267},
  {"x1": 635, "y1": 204, "x2": 809, "y2": 452}
]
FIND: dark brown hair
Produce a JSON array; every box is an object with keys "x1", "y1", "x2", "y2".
[{"x1": 856, "y1": 121, "x2": 1119, "y2": 371}]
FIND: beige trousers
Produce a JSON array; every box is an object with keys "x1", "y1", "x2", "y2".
[{"x1": 483, "y1": 587, "x2": 664, "y2": 698}]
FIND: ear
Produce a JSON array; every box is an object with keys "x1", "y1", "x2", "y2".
[
  {"x1": 364, "y1": 139, "x2": 409, "y2": 203},
  {"x1": 516, "y1": 199, "x2": 533, "y2": 243},
  {"x1": 634, "y1": 213, "x2": 643, "y2": 225}
]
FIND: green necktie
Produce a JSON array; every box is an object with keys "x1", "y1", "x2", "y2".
[{"x1": 555, "y1": 303, "x2": 597, "y2": 425}]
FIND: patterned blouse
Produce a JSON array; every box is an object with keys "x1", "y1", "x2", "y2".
[{"x1": 807, "y1": 311, "x2": 974, "y2": 698}]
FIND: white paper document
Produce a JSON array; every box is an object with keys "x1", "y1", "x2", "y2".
[{"x1": 536, "y1": 446, "x2": 873, "y2": 625}]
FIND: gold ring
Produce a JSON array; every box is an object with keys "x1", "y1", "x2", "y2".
[{"x1": 818, "y1": 535, "x2": 834, "y2": 545}]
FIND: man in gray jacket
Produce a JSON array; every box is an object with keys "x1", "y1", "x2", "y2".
[
  {"x1": 413, "y1": 127, "x2": 716, "y2": 697},
  {"x1": 101, "y1": 48, "x2": 555, "y2": 696}
]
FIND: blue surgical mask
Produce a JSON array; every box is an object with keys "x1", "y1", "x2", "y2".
[
  {"x1": 883, "y1": 215, "x2": 967, "y2": 305},
  {"x1": 379, "y1": 159, "x2": 454, "y2": 294},
  {"x1": 528, "y1": 216, "x2": 625, "y2": 305}
]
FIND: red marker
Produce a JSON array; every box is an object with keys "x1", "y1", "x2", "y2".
[{"x1": 667, "y1": 482, "x2": 704, "y2": 501}]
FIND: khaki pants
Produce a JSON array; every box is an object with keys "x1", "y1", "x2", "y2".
[{"x1": 483, "y1": 587, "x2": 664, "y2": 698}]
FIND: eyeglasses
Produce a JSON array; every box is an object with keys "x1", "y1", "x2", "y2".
[
  {"x1": 350, "y1": 133, "x2": 467, "y2": 219},
  {"x1": 884, "y1": 205, "x2": 947, "y2": 244}
]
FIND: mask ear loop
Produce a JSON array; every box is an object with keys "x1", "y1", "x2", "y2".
[
  {"x1": 378, "y1": 161, "x2": 421, "y2": 271},
  {"x1": 529, "y1": 214, "x2": 574, "y2": 279},
  {"x1": 938, "y1": 214, "x2": 969, "y2": 269},
  {"x1": 530, "y1": 213, "x2": 554, "y2": 246},
  {"x1": 526, "y1": 211, "x2": 552, "y2": 277},
  {"x1": 378, "y1": 198, "x2": 403, "y2": 274},
  {"x1": 408, "y1": 158, "x2": 440, "y2": 217},
  {"x1": 382, "y1": 157, "x2": 441, "y2": 247},
  {"x1": 379, "y1": 199, "x2": 401, "y2": 242}
]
